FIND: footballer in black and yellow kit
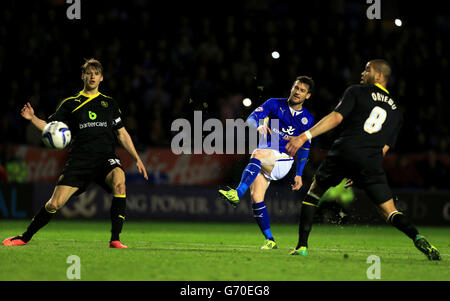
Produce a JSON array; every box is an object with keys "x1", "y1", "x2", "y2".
[
  {"x1": 3, "y1": 59, "x2": 148, "y2": 248},
  {"x1": 49, "y1": 90, "x2": 126, "y2": 194},
  {"x1": 285, "y1": 60, "x2": 440, "y2": 261}
]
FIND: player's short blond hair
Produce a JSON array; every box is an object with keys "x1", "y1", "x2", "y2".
[{"x1": 81, "y1": 58, "x2": 103, "y2": 75}]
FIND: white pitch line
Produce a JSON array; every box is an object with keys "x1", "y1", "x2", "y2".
[
  {"x1": 34, "y1": 238, "x2": 450, "y2": 257},
  {"x1": 166, "y1": 241, "x2": 450, "y2": 257}
]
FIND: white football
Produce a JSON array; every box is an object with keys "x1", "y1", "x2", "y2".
[{"x1": 42, "y1": 121, "x2": 71, "y2": 149}]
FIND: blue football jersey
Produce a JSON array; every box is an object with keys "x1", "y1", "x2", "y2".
[{"x1": 247, "y1": 98, "x2": 314, "y2": 155}]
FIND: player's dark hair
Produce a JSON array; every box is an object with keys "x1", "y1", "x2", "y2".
[
  {"x1": 296, "y1": 76, "x2": 315, "y2": 95},
  {"x1": 369, "y1": 59, "x2": 391, "y2": 80},
  {"x1": 81, "y1": 58, "x2": 103, "y2": 74}
]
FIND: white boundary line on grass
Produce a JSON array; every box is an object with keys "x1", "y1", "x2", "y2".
[
  {"x1": 169, "y1": 241, "x2": 450, "y2": 257},
  {"x1": 34, "y1": 238, "x2": 450, "y2": 257}
]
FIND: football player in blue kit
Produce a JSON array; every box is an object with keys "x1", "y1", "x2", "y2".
[{"x1": 219, "y1": 76, "x2": 315, "y2": 249}]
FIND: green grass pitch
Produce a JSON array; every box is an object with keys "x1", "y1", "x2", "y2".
[{"x1": 0, "y1": 220, "x2": 448, "y2": 281}]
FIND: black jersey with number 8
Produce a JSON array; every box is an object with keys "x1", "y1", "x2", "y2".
[{"x1": 332, "y1": 83, "x2": 403, "y2": 156}]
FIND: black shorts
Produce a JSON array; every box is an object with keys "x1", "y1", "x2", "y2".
[
  {"x1": 314, "y1": 153, "x2": 393, "y2": 205},
  {"x1": 57, "y1": 156, "x2": 124, "y2": 196}
]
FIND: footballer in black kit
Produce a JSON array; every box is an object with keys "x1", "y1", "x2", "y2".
[
  {"x1": 317, "y1": 82, "x2": 403, "y2": 205},
  {"x1": 49, "y1": 90, "x2": 126, "y2": 195},
  {"x1": 285, "y1": 59, "x2": 441, "y2": 260},
  {"x1": 3, "y1": 59, "x2": 148, "y2": 248}
]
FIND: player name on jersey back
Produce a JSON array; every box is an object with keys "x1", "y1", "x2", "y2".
[
  {"x1": 333, "y1": 84, "x2": 403, "y2": 153},
  {"x1": 371, "y1": 91, "x2": 397, "y2": 110}
]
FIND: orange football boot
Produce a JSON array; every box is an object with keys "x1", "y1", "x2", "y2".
[
  {"x1": 109, "y1": 240, "x2": 128, "y2": 248},
  {"x1": 2, "y1": 236, "x2": 28, "y2": 246}
]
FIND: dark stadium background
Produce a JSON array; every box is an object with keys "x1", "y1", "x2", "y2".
[{"x1": 0, "y1": 0, "x2": 449, "y2": 225}]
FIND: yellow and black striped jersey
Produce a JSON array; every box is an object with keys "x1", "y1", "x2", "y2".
[{"x1": 48, "y1": 90, "x2": 123, "y2": 158}]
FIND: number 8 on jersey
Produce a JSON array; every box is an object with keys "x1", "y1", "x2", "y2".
[{"x1": 364, "y1": 106, "x2": 387, "y2": 134}]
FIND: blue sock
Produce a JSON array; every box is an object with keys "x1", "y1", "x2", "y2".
[
  {"x1": 252, "y1": 201, "x2": 274, "y2": 241},
  {"x1": 236, "y1": 158, "x2": 261, "y2": 198}
]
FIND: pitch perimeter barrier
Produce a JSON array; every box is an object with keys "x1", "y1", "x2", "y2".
[
  {"x1": 4, "y1": 145, "x2": 244, "y2": 185},
  {"x1": 1, "y1": 183, "x2": 448, "y2": 226},
  {"x1": 0, "y1": 183, "x2": 33, "y2": 219},
  {"x1": 5, "y1": 145, "x2": 450, "y2": 189}
]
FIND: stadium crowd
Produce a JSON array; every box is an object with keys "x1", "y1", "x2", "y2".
[{"x1": 0, "y1": 0, "x2": 449, "y2": 190}]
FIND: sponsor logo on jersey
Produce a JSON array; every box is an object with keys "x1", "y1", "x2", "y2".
[
  {"x1": 89, "y1": 111, "x2": 97, "y2": 120},
  {"x1": 271, "y1": 125, "x2": 296, "y2": 138},
  {"x1": 282, "y1": 126, "x2": 295, "y2": 135},
  {"x1": 79, "y1": 121, "x2": 108, "y2": 129}
]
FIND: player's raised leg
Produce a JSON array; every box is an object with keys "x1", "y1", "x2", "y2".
[
  {"x1": 290, "y1": 178, "x2": 326, "y2": 256},
  {"x1": 2, "y1": 185, "x2": 78, "y2": 246},
  {"x1": 250, "y1": 173, "x2": 277, "y2": 249},
  {"x1": 378, "y1": 198, "x2": 441, "y2": 261},
  {"x1": 219, "y1": 149, "x2": 275, "y2": 207},
  {"x1": 105, "y1": 167, "x2": 128, "y2": 248}
]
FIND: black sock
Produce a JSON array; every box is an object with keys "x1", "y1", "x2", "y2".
[
  {"x1": 22, "y1": 205, "x2": 56, "y2": 242},
  {"x1": 110, "y1": 196, "x2": 126, "y2": 241},
  {"x1": 297, "y1": 194, "x2": 320, "y2": 249},
  {"x1": 389, "y1": 212, "x2": 419, "y2": 240}
]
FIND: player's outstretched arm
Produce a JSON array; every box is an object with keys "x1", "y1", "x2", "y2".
[
  {"x1": 21, "y1": 102, "x2": 47, "y2": 132},
  {"x1": 285, "y1": 111, "x2": 343, "y2": 156},
  {"x1": 115, "y1": 127, "x2": 148, "y2": 180},
  {"x1": 304, "y1": 111, "x2": 343, "y2": 140}
]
